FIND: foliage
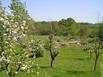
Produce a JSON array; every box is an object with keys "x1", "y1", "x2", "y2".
[
  {"x1": 58, "y1": 18, "x2": 80, "y2": 36},
  {"x1": 31, "y1": 18, "x2": 81, "y2": 36},
  {"x1": 28, "y1": 39, "x2": 44, "y2": 58}
]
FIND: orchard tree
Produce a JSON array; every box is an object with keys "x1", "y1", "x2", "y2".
[
  {"x1": 0, "y1": 12, "x2": 36, "y2": 77},
  {"x1": 45, "y1": 34, "x2": 59, "y2": 67},
  {"x1": 93, "y1": 24, "x2": 103, "y2": 71},
  {"x1": 0, "y1": 0, "x2": 40, "y2": 77}
]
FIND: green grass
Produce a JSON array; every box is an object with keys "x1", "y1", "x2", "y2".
[
  {"x1": 28, "y1": 35, "x2": 48, "y2": 43},
  {"x1": 37, "y1": 45, "x2": 102, "y2": 77},
  {"x1": 0, "y1": 35, "x2": 103, "y2": 77}
]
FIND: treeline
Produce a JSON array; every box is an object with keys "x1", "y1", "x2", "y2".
[
  {"x1": 31, "y1": 18, "x2": 79, "y2": 36},
  {"x1": 29, "y1": 18, "x2": 98, "y2": 38}
]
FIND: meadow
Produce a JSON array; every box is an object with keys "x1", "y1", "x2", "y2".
[{"x1": 1, "y1": 35, "x2": 102, "y2": 77}]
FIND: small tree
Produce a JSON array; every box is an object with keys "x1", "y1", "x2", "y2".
[
  {"x1": 93, "y1": 24, "x2": 103, "y2": 71},
  {"x1": 92, "y1": 38, "x2": 102, "y2": 71},
  {"x1": 45, "y1": 34, "x2": 59, "y2": 67}
]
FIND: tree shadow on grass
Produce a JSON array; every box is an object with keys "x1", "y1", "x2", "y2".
[
  {"x1": 66, "y1": 70, "x2": 86, "y2": 74},
  {"x1": 65, "y1": 70, "x2": 101, "y2": 77},
  {"x1": 66, "y1": 69, "x2": 97, "y2": 74},
  {"x1": 75, "y1": 57, "x2": 90, "y2": 61}
]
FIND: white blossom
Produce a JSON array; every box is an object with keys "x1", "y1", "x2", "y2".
[
  {"x1": 15, "y1": 22, "x2": 18, "y2": 25},
  {"x1": 27, "y1": 17, "x2": 31, "y2": 20},
  {"x1": 22, "y1": 34, "x2": 26, "y2": 37},
  {"x1": 18, "y1": 62, "x2": 22, "y2": 64},
  {"x1": 0, "y1": 17, "x2": 4, "y2": 21},
  {"x1": 21, "y1": 26, "x2": 24, "y2": 30},
  {"x1": 1, "y1": 56, "x2": 6, "y2": 60},
  {"x1": 4, "y1": 15, "x2": 8, "y2": 20},
  {"x1": 21, "y1": 65, "x2": 28, "y2": 70},
  {"x1": 15, "y1": 72, "x2": 18, "y2": 74},
  {"x1": 3, "y1": 33, "x2": 7, "y2": 36},
  {"x1": 37, "y1": 71, "x2": 39, "y2": 75},
  {"x1": 12, "y1": 30, "x2": 17, "y2": 34},
  {"x1": 13, "y1": 37, "x2": 17, "y2": 41},
  {"x1": 22, "y1": 20, "x2": 26, "y2": 25},
  {"x1": 0, "y1": 58, "x2": 3, "y2": 62}
]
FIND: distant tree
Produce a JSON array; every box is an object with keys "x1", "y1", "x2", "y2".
[
  {"x1": 51, "y1": 21, "x2": 59, "y2": 35},
  {"x1": 79, "y1": 25, "x2": 88, "y2": 40},
  {"x1": 34, "y1": 22, "x2": 52, "y2": 35},
  {"x1": 97, "y1": 24, "x2": 103, "y2": 41},
  {"x1": 59, "y1": 18, "x2": 79, "y2": 36}
]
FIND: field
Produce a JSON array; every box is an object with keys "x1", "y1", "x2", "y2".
[
  {"x1": 30, "y1": 35, "x2": 103, "y2": 77},
  {"x1": 0, "y1": 35, "x2": 103, "y2": 77},
  {"x1": 37, "y1": 46, "x2": 102, "y2": 77}
]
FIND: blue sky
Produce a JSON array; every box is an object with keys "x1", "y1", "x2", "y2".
[{"x1": 2, "y1": 0, "x2": 103, "y2": 23}]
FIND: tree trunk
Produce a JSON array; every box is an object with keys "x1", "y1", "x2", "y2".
[
  {"x1": 93, "y1": 55, "x2": 99, "y2": 71},
  {"x1": 50, "y1": 59, "x2": 54, "y2": 68},
  {"x1": 8, "y1": 72, "x2": 15, "y2": 77},
  {"x1": 8, "y1": 74, "x2": 15, "y2": 77}
]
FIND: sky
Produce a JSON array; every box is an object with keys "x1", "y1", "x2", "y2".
[{"x1": 1, "y1": 0, "x2": 103, "y2": 23}]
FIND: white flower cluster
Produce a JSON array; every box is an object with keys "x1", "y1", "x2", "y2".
[
  {"x1": 21, "y1": 64, "x2": 28, "y2": 70},
  {"x1": 0, "y1": 56, "x2": 11, "y2": 63},
  {"x1": 0, "y1": 17, "x2": 4, "y2": 21}
]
